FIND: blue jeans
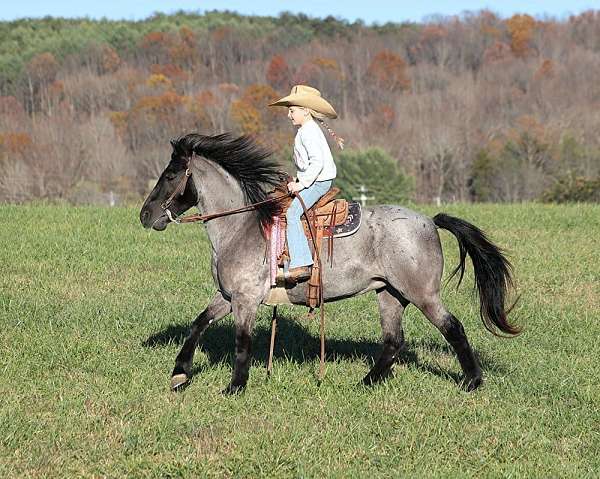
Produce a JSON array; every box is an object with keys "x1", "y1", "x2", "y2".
[{"x1": 286, "y1": 180, "x2": 333, "y2": 268}]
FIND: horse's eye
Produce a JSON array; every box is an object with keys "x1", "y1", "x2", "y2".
[{"x1": 165, "y1": 173, "x2": 177, "y2": 181}]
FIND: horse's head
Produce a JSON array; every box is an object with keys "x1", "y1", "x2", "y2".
[{"x1": 139, "y1": 139, "x2": 198, "y2": 231}]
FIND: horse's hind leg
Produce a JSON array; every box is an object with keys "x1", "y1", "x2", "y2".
[
  {"x1": 363, "y1": 287, "x2": 409, "y2": 386},
  {"x1": 417, "y1": 298, "x2": 483, "y2": 391},
  {"x1": 171, "y1": 291, "x2": 232, "y2": 390}
]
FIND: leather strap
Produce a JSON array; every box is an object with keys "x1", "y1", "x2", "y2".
[
  {"x1": 294, "y1": 193, "x2": 326, "y2": 380},
  {"x1": 175, "y1": 193, "x2": 291, "y2": 223}
]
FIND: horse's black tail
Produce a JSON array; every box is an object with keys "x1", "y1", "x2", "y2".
[{"x1": 433, "y1": 213, "x2": 521, "y2": 337}]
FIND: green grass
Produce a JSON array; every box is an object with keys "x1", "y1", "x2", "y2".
[{"x1": 1, "y1": 203, "x2": 599, "y2": 478}]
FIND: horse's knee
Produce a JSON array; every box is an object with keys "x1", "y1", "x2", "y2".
[{"x1": 382, "y1": 331, "x2": 403, "y2": 352}]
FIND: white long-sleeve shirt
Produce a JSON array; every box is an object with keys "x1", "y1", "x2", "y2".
[{"x1": 293, "y1": 119, "x2": 337, "y2": 188}]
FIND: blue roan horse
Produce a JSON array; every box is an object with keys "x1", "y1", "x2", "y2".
[{"x1": 140, "y1": 133, "x2": 520, "y2": 394}]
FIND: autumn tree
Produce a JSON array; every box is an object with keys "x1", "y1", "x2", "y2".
[
  {"x1": 25, "y1": 52, "x2": 59, "y2": 114},
  {"x1": 230, "y1": 83, "x2": 279, "y2": 135},
  {"x1": 506, "y1": 14, "x2": 537, "y2": 58},
  {"x1": 266, "y1": 55, "x2": 291, "y2": 90},
  {"x1": 3, "y1": 12, "x2": 600, "y2": 203},
  {"x1": 170, "y1": 27, "x2": 198, "y2": 71},
  {"x1": 139, "y1": 31, "x2": 174, "y2": 66},
  {"x1": 366, "y1": 50, "x2": 411, "y2": 93}
]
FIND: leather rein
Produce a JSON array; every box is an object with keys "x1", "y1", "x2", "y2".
[{"x1": 159, "y1": 154, "x2": 291, "y2": 224}]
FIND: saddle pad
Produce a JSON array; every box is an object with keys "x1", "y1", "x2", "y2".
[{"x1": 330, "y1": 201, "x2": 361, "y2": 238}]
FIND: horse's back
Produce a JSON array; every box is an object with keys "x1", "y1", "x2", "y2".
[{"x1": 299, "y1": 204, "x2": 444, "y2": 303}]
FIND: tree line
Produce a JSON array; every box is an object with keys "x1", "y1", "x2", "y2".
[{"x1": 1, "y1": 9, "x2": 599, "y2": 204}]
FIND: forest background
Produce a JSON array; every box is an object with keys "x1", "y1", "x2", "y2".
[{"x1": 1, "y1": 10, "x2": 600, "y2": 205}]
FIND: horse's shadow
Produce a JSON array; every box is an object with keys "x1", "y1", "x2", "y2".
[{"x1": 142, "y1": 315, "x2": 506, "y2": 384}]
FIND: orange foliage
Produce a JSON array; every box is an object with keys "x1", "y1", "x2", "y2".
[
  {"x1": 196, "y1": 90, "x2": 216, "y2": 105},
  {"x1": 479, "y1": 10, "x2": 502, "y2": 38},
  {"x1": 0, "y1": 96, "x2": 25, "y2": 117},
  {"x1": 211, "y1": 26, "x2": 232, "y2": 44},
  {"x1": 483, "y1": 41, "x2": 512, "y2": 64},
  {"x1": 231, "y1": 100, "x2": 262, "y2": 135},
  {"x1": 506, "y1": 14, "x2": 536, "y2": 58},
  {"x1": 146, "y1": 73, "x2": 173, "y2": 90},
  {"x1": 481, "y1": 24, "x2": 502, "y2": 38},
  {"x1": 266, "y1": 55, "x2": 291, "y2": 90},
  {"x1": 293, "y1": 62, "x2": 321, "y2": 85},
  {"x1": 420, "y1": 25, "x2": 448, "y2": 42},
  {"x1": 139, "y1": 31, "x2": 174, "y2": 64},
  {"x1": 26, "y1": 52, "x2": 59, "y2": 83},
  {"x1": 188, "y1": 91, "x2": 216, "y2": 125},
  {"x1": 108, "y1": 111, "x2": 129, "y2": 137},
  {"x1": 0, "y1": 132, "x2": 32, "y2": 156},
  {"x1": 534, "y1": 59, "x2": 555, "y2": 81},
  {"x1": 179, "y1": 26, "x2": 196, "y2": 46},
  {"x1": 369, "y1": 104, "x2": 395, "y2": 132},
  {"x1": 241, "y1": 84, "x2": 278, "y2": 109},
  {"x1": 512, "y1": 115, "x2": 547, "y2": 141},
  {"x1": 48, "y1": 80, "x2": 64, "y2": 99},
  {"x1": 292, "y1": 57, "x2": 342, "y2": 86},
  {"x1": 241, "y1": 84, "x2": 280, "y2": 128},
  {"x1": 218, "y1": 83, "x2": 240, "y2": 95},
  {"x1": 169, "y1": 27, "x2": 197, "y2": 67},
  {"x1": 150, "y1": 64, "x2": 189, "y2": 83},
  {"x1": 133, "y1": 92, "x2": 185, "y2": 122},
  {"x1": 101, "y1": 45, "x2": 121, "y2": 74},
  {"x1": 379, "y1": 104, "x2": 395, "y2": 129},
  {"x1": 367, "y1": 50, "x2": 411, "y2": 92},
  {"x1": 140, "y1": 31, "x2": 170, "y2": 50},
  {"x1": 312, "y1": 57, "x2": 341, "y2": 75}
]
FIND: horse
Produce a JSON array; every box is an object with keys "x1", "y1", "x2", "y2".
[{"x1": 139, "y1": 133, "x2": 519, "y2": 395}]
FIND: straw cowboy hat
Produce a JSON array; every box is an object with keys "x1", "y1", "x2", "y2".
[{"x1": 269, "y1": 85, "x2": 338, "y2": 119}]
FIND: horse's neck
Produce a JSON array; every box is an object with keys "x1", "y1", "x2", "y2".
[{"x1": 192, "y1": 159, "x2": 261, "y2": 252}]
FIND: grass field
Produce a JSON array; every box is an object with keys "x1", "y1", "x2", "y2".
[{"x1": 1, "y1": 203, "x2": 599, "y2": 478}]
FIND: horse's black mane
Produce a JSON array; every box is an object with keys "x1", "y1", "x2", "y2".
[{"x1": 172, "y1": 133, "x2": 284, "y2": 229}]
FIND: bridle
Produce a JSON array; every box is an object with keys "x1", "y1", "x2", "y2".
[
  {"x1": 159, "y1": 152, "x2": 291, "y2": 224},
  {"x1": 159, "y1": 154, "x2": 193, "y2": 219}
]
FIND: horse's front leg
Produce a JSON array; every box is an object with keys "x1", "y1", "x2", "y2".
[
  {"x1": 223, "y1": 292, "x2": 260, "y2": 395},
  {"x1": 171, "y1": 291, "x2": 231, "y2": 390}
]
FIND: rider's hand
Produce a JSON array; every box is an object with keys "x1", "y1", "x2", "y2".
[{"x1": 287, "y1": 181, "x2": 303, "y2": 193}]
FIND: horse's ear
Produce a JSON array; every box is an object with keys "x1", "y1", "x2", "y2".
[{"x1": 170, "y1": 138, "x2": 178, "y2": 150}]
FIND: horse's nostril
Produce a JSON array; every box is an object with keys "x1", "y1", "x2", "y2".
[{"x1": 141, "y1": 209, "x2": 149, "y2": 224}]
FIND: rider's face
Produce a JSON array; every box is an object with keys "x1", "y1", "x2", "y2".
[{"x1": 288, "y1": 106, "x2": 309, "y2": 126}]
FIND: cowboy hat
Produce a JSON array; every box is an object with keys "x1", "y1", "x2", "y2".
[{"x1": 268, "y1": 85, "x2": 338, "y2": 119}]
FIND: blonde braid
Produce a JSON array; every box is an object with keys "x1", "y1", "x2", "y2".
[
  {"x1": 306, "y1": 108, "x2": 345, "y2": 150},
  {"x1": 316, "y1": 117, "x2": 345, "y2": 150}
]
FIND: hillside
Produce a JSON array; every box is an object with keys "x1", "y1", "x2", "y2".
[{"x1": 1, "y1": 10, "x2": 600, "y2": 203}]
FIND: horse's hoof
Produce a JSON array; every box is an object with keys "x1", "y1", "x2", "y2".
[
  {"x1": 361, "y1": 375, "x2": 376, "y2": 387},
  {"x1": 170, "y1": 373, "x2": 189, "y2": 391},
  {"x1": 361, "y1": 368, "x2": 392, "y2": 387},
  {"x1": 221, "y1": 383, "x2": 245, "y2": 396},
  {"x1": 462, "y1": 375, "x2": 483, "y2": 392}
]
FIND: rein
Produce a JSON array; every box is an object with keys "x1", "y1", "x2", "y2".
[
  {"x1": 175, "y1": 193, "x2": 291, "y2": 224},
  {"x1": 159, "y1": 153, "x2": 291, "y2": 224}
]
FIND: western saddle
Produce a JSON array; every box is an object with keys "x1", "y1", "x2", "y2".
[{"x1": 271, "y1": 181, "x2": 349, "y2": 308}]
